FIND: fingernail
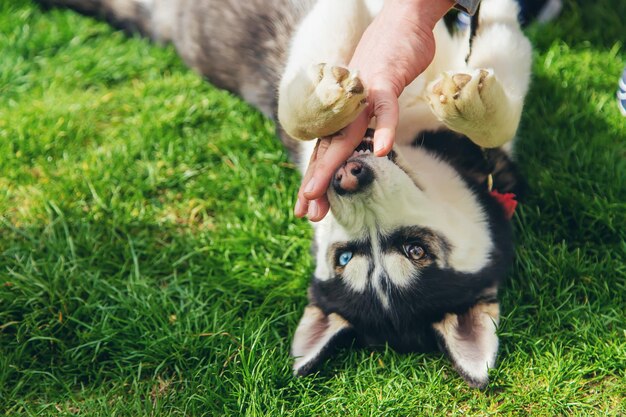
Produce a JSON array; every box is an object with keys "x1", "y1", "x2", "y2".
[
  {"x1": 294, "y1": 198, "x2": 303, "y2": 216},
  {"x1": 307, "y1": 200, "x2": 319, "y2": 219},
  {"x1": 374, "y1": 141, "x2": 384, "y2": 155},
  {"x1": 304, "y1": 178, "x2": 316, "y2": 195}
]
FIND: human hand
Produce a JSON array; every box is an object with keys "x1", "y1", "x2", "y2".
[
  {"x1": 294, "y1": 0, "x2": 455, "y2": 221},
  {"x1": 293, "y1": 111, "x2": 369, "y2": 221}
]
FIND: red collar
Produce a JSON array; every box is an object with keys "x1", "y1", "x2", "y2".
[{"x1": 489, "y1": 190, "x2": 517, "y2": 220}]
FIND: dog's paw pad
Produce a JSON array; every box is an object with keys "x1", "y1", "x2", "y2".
[
  {"x1": 314, "y1": 63, "x2": 366, "y2": 108},
  {"x1": 279, "y1": 64, "x2": 367, "y2": 140},
  {"x1": 432, "y1": 73, "x2": 473, "y2": 102},
  {"x1": 426, "y1": 68, "x2": 516, "y2": 148},
  {"x1": 428, "y1": 69, "x2": 500, "y2": 123},
  {"x1": 331, "y1": 65, "x2": 349, "y2": 82}
]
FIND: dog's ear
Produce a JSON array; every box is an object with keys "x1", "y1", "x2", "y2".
[
  {"x1": 291, "y1": 305, "x2": 353, "y2": 376},
  {"x1": 432, "y1": 302, "x2": 500, "y2": 389}
]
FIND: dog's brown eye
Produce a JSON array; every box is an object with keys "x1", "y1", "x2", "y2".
[{"x1": 403, "y1": 244, "x2": 426, "y2": 260}]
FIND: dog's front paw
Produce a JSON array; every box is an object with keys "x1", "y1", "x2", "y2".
[
  {"x1": 278, "y1": 63, "x2": 367, "y2": 140},
  {"x1": 314, "y1": 64, "x2": 366, "y2": 117},
  {"x1": 427, "y1": 69, "x2": 516, "y2": 148}
]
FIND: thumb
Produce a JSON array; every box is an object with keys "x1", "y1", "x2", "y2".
[{"x1": 369, "y1": 88, "x2": 399, "y2": 156}]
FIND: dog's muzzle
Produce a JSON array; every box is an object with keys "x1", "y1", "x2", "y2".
[
  {"x1": 332, "y1": 159, "x2": 374, "y2": 195},
  {"x1": 331, "y1": 131, "x2": 398, "y2": 196}
]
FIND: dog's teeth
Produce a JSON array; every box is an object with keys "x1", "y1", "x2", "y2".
[{"x1": 354, "y1": 139, "x2": 375, "y2": 155}]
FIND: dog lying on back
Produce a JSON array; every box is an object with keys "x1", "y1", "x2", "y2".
[{"x1": 42, "y1": 0, "x2": 531, "y2": 388}]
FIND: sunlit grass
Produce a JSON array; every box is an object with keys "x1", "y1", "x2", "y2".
[{"x1": 1, "y1": 0, "x2": 624, "y2": 415}]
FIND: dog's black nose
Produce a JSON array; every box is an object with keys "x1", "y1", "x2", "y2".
[{"x1": 332, "y1": 160, "x2": 374, "y2": 195}]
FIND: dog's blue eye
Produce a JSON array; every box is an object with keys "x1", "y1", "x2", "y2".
[{"x1": 338, "y1": 251, "x2": 353, "y2": 266}]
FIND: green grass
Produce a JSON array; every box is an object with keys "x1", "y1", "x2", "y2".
[{"x1": 0, "y1": 0, "x2": 624, "y2": 415}]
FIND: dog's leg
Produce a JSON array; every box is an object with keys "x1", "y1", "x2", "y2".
[
  {"x1": 426, "y1": 0, "x2": 532, "y2": 149},
  {"x1": 277, "y1": 0, "x2": 375, "y2": 142}
]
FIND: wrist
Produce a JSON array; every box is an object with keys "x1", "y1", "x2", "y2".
[{"x1": 387, "y1": 0, "x2": 455, "y2": 30}]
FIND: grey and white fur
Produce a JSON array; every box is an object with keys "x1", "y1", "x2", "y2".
[{"x1": 41, "y1": 0, "x2": 532, "y2": 388}]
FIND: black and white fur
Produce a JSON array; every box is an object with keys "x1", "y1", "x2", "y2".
[{"x1": 41, "y1": 0, "x2": 532, "y2": 388}]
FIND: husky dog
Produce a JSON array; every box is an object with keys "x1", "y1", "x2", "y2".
[{"x1": 41, "y1": 0, "x2": 531, "y2": 388}]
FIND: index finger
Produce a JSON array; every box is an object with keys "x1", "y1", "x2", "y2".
[{"x1": 301, "y1": 111, "x2": 370, "y2": 201}]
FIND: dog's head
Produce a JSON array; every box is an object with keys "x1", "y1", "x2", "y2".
[{"x1": 292, "y1": 131, "x2": 518, "y2": 388}]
